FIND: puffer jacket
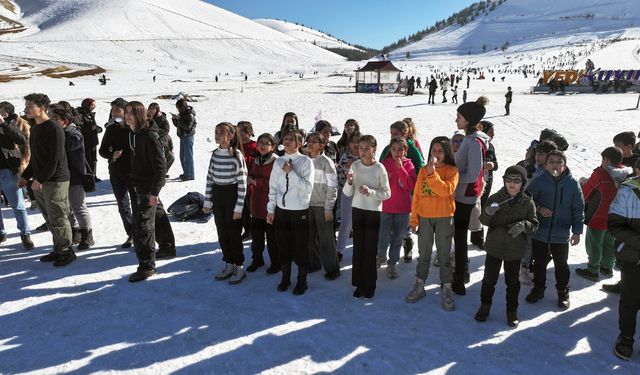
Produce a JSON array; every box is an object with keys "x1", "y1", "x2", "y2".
[
  {"x1": 608, "y1": 177, "x2": 640, "y2": 263},
  {"x1": 480, "y1": 188, "x2": 539, "y2": 261},
  {"x1": 582, "y1": 164, "x2": 632, "y2": 230},
  {"x1": 527, "y1": 168, "x2": 585, "y2": 244}
]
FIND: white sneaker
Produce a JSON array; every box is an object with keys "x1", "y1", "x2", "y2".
[
  {"x1": 214, "y1": 263, "x2": 235, "y2": 280},
  {"x1": 387, "y1": 263, "x2": 398, "y2": 279},
  {"x1": 519, "y1": 266, "x2": 532, "y2": 285},
  {"x1": 442, "y1": 283, "x2": 456, "y2": 311},
  {"x1": 229, "y1": 265, "x2": 246, "y2": 284},
  {"x1": 405, "y1": 278, "x2": 426, "y2": 303}
]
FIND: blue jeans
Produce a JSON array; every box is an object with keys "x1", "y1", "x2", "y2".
[
  {"x1": 377, "y1": 212, "x2": 410, "y2": 265},
  {"x1": 0, "y1": 169, "x2": 29, "y2": 235},
  {"x1": 179, "y1": 135, "x2": 194, "y2": 178}
]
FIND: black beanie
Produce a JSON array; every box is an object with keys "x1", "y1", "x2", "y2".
[
  {"x1": 503, "y1": 165, "x2": 527, "y2": 184},
  {"x1": 457, "y1": 102, "x2": 486, "y2": 125},
  {"x1": 601, "y1": 146, "x2": 623, "y2": 165},
  {"x1": 539, "y1": 128, "x2": 557, "y2": 141}
]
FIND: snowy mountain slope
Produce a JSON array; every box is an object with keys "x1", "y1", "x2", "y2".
[
  {"x1": 0, "y1": 0, "x2": 345, "y2": 77},
  {"x1": 255, "y1": 18, "x2": 363, "y2": 51},
  {"x1": 389, "y1": 0, "x2": 640, "y2": 59}
]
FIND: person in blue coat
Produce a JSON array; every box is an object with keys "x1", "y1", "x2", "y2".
[{"x1": 525, "y1": 150, "x2": 584, "y2": 309}]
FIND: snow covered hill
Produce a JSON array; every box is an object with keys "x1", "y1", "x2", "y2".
[
  {"x1": 0, "y1": 0, "x2": 345, "y2": 80},
  {"x1": 255, "y1": 18, "x2": 363, "y2": 51},
  {"x1": 389, "y1": 0, "x2": 640, "y2": 67}
]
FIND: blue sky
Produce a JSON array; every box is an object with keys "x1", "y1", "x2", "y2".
[{"x1": 205, "y1": 0, "x2": 476, "y2": 49}]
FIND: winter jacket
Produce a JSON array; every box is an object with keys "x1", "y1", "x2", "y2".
[
  {"x1": 582, "y1": 165, "x2": 632, "y2": 230},
  {"x1": 23, "y1": 120, "x2": 69, "y2": 183},
  {"x1": 268, "y1": 151, "x2": 314, "y2": 212},
  {"x1": 379, "y1": 138, "x2": 424, "y2": 176},
  {"x1": 99, "y1": 123, "x2": 132, "y2": 178},
  {"x1": 129, "y1": 123, "x2": 166, "y2": 196},
  {"x1": 381, "y1": 157, "x2": 416, "y2": 214},
  {"x1": 342, "y1": 160, "x2": 391, "y2": 212},
  {"x1": 505, "y1": 91, "x2": 513, "y2": 103},
  {"x1": 527, "y1": 168, "x2": 585, "y2": 244},
  {"x1": 442, "y1": 80, "x2": 450, "y2": 91},
  {"x1": 480, "y1": 188, "x2": 539, "y2": 261},
  {"x1": 171, "y1": 106, "x2": 196, "y2": 137},
  {"x1": 608, "y1": 177, "x2": 640, "y2": 263},
  {"x1": 249, "y1": 153, "x2": 277, "y2": 219},
  {"x1": 309, "y1": 153, "x2": 338, "y2": 211},
  {"x1": 428, "y1": 79, "x2": 438, "y2": 92},
  {"x1": 243, "y1": 140, "x2": 258, "y2": 198},
  {"x1": 410, "y1": 163, "x2": 459, "y2": 226},
  {"x1": 0, "y1": 116, "x2": 26, "y2": 174},
  {"x1": 454, "y1": 131, "x2": 490, "y2": 205},
  {"x1": 76, "y1": 108, "x2": 102, "y2": 148},
  {"x1": 63, "y1": 124, "x2": 86, "y2": 186}
]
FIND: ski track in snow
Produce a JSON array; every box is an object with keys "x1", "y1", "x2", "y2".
[{"x1": 0, "y1": 67, "x2": 639, "y2": 374}]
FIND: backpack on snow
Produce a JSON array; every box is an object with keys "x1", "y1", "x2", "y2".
[{"x1": 168, "y1": 192, "x2": 211, "y2": 222}]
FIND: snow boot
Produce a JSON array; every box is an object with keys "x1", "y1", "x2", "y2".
[
  {"x1": 71, "y1": 227, "x2": 81, "y2": 245},
  {"x1": 474, "y1": 303, "x2": 491, "y2": 322},
  {"x1": 387, "y1": 263, "x2": 398, "y2": 279},
  {"x1": 229, "y1": 265, "x2": 246, "y2": 285},
  {"x1": 441, "y1": 283, "x2": 456, "y2": 311},
  {"x1": 525, "y1": 287, "x2": 545, "y2": 303},
  {"x1": 21, "y1": 234, "x2": 34, "y2": 250},
  {"x1": 557, "y1": 288, "x2": 570, "y2": 310},
  {"x1": 405, "y1": 278, "x2": 426, "y2": 303},
  {"x1": 77, "y1": 229, "x2": 95, "y2": 250},
  {"x1": 292, "y1": 267, "x2": 308, "y2": 295},
  {"x1": 53, "y1": 249, "x2": 77, "y2": 267},
  {"x1": 129, "y1": 267, "x2": 156, "y2": 282}
]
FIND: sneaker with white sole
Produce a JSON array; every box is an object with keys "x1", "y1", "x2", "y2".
[
  {"x1": 229, "y1": 265, "x2": 246, "y2": 284},
  {"x1": 376, "y1": 255, "x2": 387, "y2": 269},
  {"x1": 519, "y1": 266, "x2": 533, "y2": 285},
  {"x1": 405, "y1": 278, "x2": 426, "y2": 303},
  {"x1": 442, "y1": 283, "x2": 456, "y2": 311},
  {"x1": 214, "y1": 263, "x2": 235, "y2": 280},
  {"x1": 387, "y1": 263, "x2": 398, "y2": 279}
]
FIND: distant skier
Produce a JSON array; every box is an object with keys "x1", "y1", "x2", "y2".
[{"x1": 505, "y1": 86, "x2": 512, "y2": 116}]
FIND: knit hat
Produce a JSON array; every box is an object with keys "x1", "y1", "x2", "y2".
[
  {"x1": 457, "y1": 102, "x2": 486, "y2": 125},
  {"x1": 601, "y1": 146, "x2": 623, "y2": 165},
  {"x1": 503, "y1": 165, "x2": 527, "y2": 185},
  {"x1": 549, "y1": 133, "x2": 569, "y2": 151},
  {"x1": 539, "y1": 128, "x2": 557, "y2": 141}
]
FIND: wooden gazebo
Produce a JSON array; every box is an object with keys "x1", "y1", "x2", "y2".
[{"x1": 355, "y1": 61, "x2": 402, "y2": 93}]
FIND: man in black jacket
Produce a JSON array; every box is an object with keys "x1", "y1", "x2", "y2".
[
  {"x1": 171, "y1": 99, "x2": 196, "y2": 181},
  {"x1": 0, "y1": 101, "x2": 34, "y2": 249},
  {"x1": 19, "y1": 93, "x2": 75, "y2": 266}
]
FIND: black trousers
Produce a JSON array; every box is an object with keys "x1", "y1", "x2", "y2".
[
  {"x1": 481, "y1": 254, "x2": 521, "y2": 311},
  {"x1": 428, "y1": 91, "x2": 436, "y2": 104},
  {"x1": 532, "y1": 239, "x2": 570, "y2": 291},
  {"x1": 619, "y1": 261, "x2": 640, "y2": 338},
  {"x1": 251, "y1": 217, "x2": 278, "y2": 265},
  {"x1": 352, "y1": 207, "x2": 380, "y2": 293},
  {"x1": 133, "y1": 191, "x2": 174, "y2": 270},
  {"x1": 454, "y1": 201, "x2": 475, "y2": 279},
  {"x1": 110, "y1": 172, "x2": 137, "y2": 237},
  {"x1": 84, "y1": 142, "x2": 98, "y2": 178},
  {"x1": 274, "y1": 206, "x2": 308, "y2": 268},
  {"x1": 212, "y1": 184, "x2": 244, "y2": 265},
  {"x1": 242, "y1": 195, "x2": 251, "y2": 234},
  {"x1": 505, "y1": 102, "x2": 511, "y2": 115}
]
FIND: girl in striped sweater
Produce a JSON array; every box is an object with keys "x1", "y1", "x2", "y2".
[{"x1": 202, "y1": 122, "x2": 248, "y2": 285}]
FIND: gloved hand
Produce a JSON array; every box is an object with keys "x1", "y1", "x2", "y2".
[
  {"x1": 484, "y1": 202, "x2": 500, "y2": 216},
  {"x1": 508, "y1": 221, "x2": 526, "y2": 237}
]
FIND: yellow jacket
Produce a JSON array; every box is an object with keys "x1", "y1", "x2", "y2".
[{"x1": 410, "y1": 163, "x2": 459, "y2": 226}]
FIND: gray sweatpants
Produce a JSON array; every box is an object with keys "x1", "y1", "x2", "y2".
[
  {"x1": 308, "y1": 206, "x2": 340, "y2": 273},
  {"x1": 68, "y1": 184, "x2": 92, "y2": 230},
  {"x1": 416, "y1": 216, "x2": 454, "y2": 284}
]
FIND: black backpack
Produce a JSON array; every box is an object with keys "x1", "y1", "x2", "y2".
[{"x1": 168, "y1": 192, "x2": 211, "y2": 222}]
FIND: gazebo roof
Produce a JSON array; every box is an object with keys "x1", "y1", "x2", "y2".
[{"x1": 355, "y1": 61, "x2": 402, "y2": 72}]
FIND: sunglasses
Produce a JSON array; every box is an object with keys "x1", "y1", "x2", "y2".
[{"x1": 504, "y1": 177, "x2": 523, "y2": 184}]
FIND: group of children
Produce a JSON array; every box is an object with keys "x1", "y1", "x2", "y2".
[{"x1": 200, "y1": 101, "x2": 640, "y2": 355}]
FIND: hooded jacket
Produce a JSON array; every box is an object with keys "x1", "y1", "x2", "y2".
[
  {"x1": 129, "y1": 122, "x2": 166, "y2": 196},
  {"x1": 249, "y1": 152, "x2": 278, "y2": 219},
  {"x1": 527, "y1": 168, "x2": 585, "y2": 244},
  {"x1": 582, "y1": 164, "x2": 632, "y2": 230},
  {"x1": 608, "y1": 177, "x2": 640, "y2": 263},
  {"x1": 454, "y1": 131, "x2": 490, "y2": 205},
  {"x1": 267, "y1": 151, "x2": 314, "y2": 213},
  {"x1": 480, "y1": 188, "x2": 539, "y2": 261},
  {"x1": 63, "y1": 124, "x2": 86, "y2": 186},
  {"x1": 410, "y1": 163, "x2": 459, "y2": 226},
  {"x1": 0, "y1": 115, "x2": 26, "y2": 174},
  {"x1": 171, "y1": 106, "x2": 196, "y2": 137}
]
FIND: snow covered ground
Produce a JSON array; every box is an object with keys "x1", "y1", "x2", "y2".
[{"x1": 1, "y1": 65, "x2": 639, "y2": 374}]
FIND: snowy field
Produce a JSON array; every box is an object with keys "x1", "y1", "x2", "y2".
[{"x1": 1, "y1": 68, "x2": 639, "y2": 374}]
